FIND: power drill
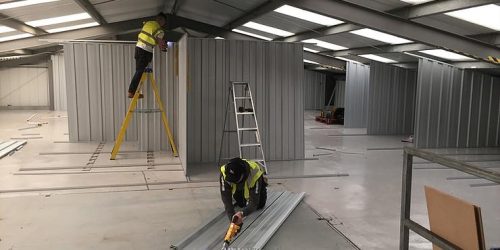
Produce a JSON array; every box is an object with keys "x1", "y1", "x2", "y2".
[{"x1": 221, "y1": 216, "x2": 242, "y2": 250}]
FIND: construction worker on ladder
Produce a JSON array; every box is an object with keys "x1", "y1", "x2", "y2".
[
  {"x1": 127, "y1": 12, "x2": 168, "y2": 98},
  {"x1": 220, "y1": 157, "x2": 267, "y2": 225}
]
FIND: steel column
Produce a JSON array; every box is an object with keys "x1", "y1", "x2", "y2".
[{"x1": 399, "y1": 151, "x2": 412, "y2": 250}]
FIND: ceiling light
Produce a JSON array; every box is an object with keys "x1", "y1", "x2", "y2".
[
  {"x1": 303, "y1": 39, "x2": 347, "y2": 51},
  {"x1": 0, "y1": 0, "x2": 59, "y2": 10},
  {"x1": 335, "y1": 56, "x2": 363, "y2": 64},
  {"x1": 47, "y1": 22, "x2": 99, "y2": 33},
  {"x1": 359, "y1": 54, "x2": 397, "y2": 63},
  {"x1": 0, "y1": 26, "x2": 15, "y2": 34},
  {"x1": 419, "y1": 49, "x2": 474, "y2": 61},
  {"x1": 243, "y1": 21, "x2": 294, "y2": 37},
  {"x1": 350, "y1": 28, "x2": 412, "y2": 44},
  {"x1": 445, "y1": 4, "x2": 500, "y2": 31},
  {"x1": 274, "y1": 5, "x2": 343, "y2": 26},
  {"x1": 400, "y1": 0, "x2": 434, "y2": 4},
  {"x1": 303, "y1": 59, "x2": 319, "y2": 64},
  {"x1": 303, "y1": 47, "x2": 319, "y2": 53},
  {"x1": 232, "y1": 29, "x2": 272, "y2": 41},
  {"x1": 0, "y1": 33, "x2": 33, "y2": 42},
  {"x1": 215, "y1": 37, "x2": 224, "y2": 39},
  {"x1": 26, "y1": 13, "x2": 91, "y2": 27}
]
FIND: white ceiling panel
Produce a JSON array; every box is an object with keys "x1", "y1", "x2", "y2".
[
  {"x1": 1, "y1": 0, "x2": 83, "y2": 22},
  {"x1": 414, "y1": 14, "x2": 494, "y2": 36},
  {"x1": 253, "y1": 12, "x2": 324, "y2": 35},
  {"x1": 320, "y1": 32, "x2": 387, "y2": 49}
]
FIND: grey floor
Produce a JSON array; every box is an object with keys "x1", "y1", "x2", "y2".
[{"x1": 0, "y1": 110, "x2": 499, "y2": 249}]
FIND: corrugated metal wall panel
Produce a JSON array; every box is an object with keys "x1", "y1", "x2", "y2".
[
  {"x1": 51, "y1": 53, "x2": 67, "y2": 111},
  {"x1": 367, "y1": 62, "x2": 417, "y2": 135},
  {"x1": 304, "y1": 70, "x2": 326, "y2": 110},
  {"x1": 178, "y1": 35, "x2": 188, "y2": 174},
  {"x1": 0, "y1": 67, "x2": 49, "y2": 107},
  {"x1": 186, "y1": 38, "x2": 304, "y2": 165},
  {"x1": 414, "y1": 58, "x2": 500, "y2": 148},
  {"x1": 64, "y1": 43, "x2": 178, "y2": 152},
  {"x1": 344, "y1": 61, "x2": 370, "y2": 128},
  {"x1": 333, "y1": 81, "x2": 345, "y2": 108}
]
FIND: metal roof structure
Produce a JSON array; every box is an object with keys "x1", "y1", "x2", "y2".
[{"x1": 0, "y1": 0, "x2": 498, "y2": 72}]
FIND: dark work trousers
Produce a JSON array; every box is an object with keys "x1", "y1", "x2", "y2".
[{"x1": 128, "y1": 47, "x2": 153, "y2": 94}]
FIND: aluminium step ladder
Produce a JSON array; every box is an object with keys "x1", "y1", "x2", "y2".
[{"x1": 218, "y1": 82, "x2": 267, "y2": 173}]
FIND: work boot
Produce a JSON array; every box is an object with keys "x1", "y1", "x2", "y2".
[{"x1": 128, "y1": 91, "x2": 144, "y2": 99}]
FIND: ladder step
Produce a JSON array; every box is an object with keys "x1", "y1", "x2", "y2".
[
  {"x1": 238, "y1": 128, "x2": 257, "y2": 131},
  {"x1": 134, "y1": 109, "x2": 161, "y2": 113},
  {"x1": 237, "y1": 112, "x2": 254, "y2": 115},
  {"x1": 232, "y1": 82, "x2": 248, "y2": 84},
  {"x1": 234, "y1": 97, "x2": 251, "y2": 100},
  {"x1": 240, "y1": 143, "x2": 261, "y2": 147}
]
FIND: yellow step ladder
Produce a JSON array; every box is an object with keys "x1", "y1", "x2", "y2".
[{"x1": 110, "y1": 67, "x2": 178, "y2": 160}]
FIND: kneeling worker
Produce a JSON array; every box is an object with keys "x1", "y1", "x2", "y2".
[{"x1": 220, "y1": 157, "x2": 267, "y2": 225}]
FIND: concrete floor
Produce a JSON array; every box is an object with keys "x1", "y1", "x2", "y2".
[{"x1": 0, "y1": 110, "x2": 499, "y2": 249}]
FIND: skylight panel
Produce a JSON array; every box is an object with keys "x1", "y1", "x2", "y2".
[
  {"x1": 0, "y1": 26, "x2": 15, "y2": 34},
  {"x1": 26, "y1": 13, "x2": 91, "y2": 27},
  {"x1": 303, "y1": 39, "x2": 347, "y2": 51},
  {"x1": 0, "y1": 33, "x2": 33, "y2": 42},
  {"x1": 274, "y1": 5, "x2": 343, "y2": 26},
  {"x1": 232, "y1": 29, "x2": 272, "y2": 41},
  {"x1": 0, "y1": 0, "x2": 59, "y2": 10},
  {"x1": 47, "y1": 22, "x2": 99, "y2": 33},
  {"x1": 303, "y1": 59, "x2": 319, "y2": 64},
  {"x1": 243, "y1": 22, "x2": 294, "y2": 37},
  {"x1": 419, "y1": 49, "x2": 474, "y2": 61},
  {"x1": 359, "y1": 54, "x2": 397, "y2": 63},
  {"x1": 445, "y1": 4, "x2": 500, "y2": 31},
  {"x1": 400, "y1": 0, "x2": 434, "y2": 4},
  {"x1": 350, "y1": 28, "x2": 412, "y2": 44},
  {"x1": 303, "y1": 47, "x2": 319, "y2": 53}
]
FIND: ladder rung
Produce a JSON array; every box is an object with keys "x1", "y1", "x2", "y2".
[
  {"x1": 240, "y1": 143, "x2": 261, "y2": 147},
  {"x1": 234, "y1": 97, "x2": 251, "y2": 100},
  {"x1": 249, "y1": 159, "x2": 265, "y2": 162},
  {"x1": 237, "y1": 112, "x2": 254, "y2": 115},
  {"x1": 238, "y1": 128, "x2": 257, "y2": 131},
  {"x1": 134, "y1": 109, "x2": 161, "y2": 113},
  {"x1": 232, "y1": 82, "x2": 248, "y2": 84}
]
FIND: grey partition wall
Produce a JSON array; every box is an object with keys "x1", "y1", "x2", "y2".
[
  {"x1": 304, "y1": 70, "x2": 326, "y2": 110},
  {"x1": 415, "y1": 58, "x2": 500, "y2": 148},
  {"x1": 64, "y1": 42, "x2": 178, "y2": 152},
  {"x1": 187, "y1": 38, "x2": 304, "y2": 165},
  {"x1": 333, "y1": 81, "x2": 345, "y2": 108},
  {"x1": 367, "y1": 62, "x2": 417, "y2": 135},
  {"x1": 345, "y1": 61, "x2": 370, "y2": 128}
]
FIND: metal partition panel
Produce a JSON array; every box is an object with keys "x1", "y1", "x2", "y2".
[
  {"x1": 345, "y1": 61, "x2": 370, "y2": 128},
  {"x1": 415, "y1": 58, "x2": 500, "y2": 148},
  {"x1": 0, "y1": 66, "x2": 49, "y2": 108},
  {"x1": 333, "y1": 80, "x2": 345, "y2": 108},
  {"x1": 186, "y1": 38, "x2": 304, "y2": 165},
  {"x1": 178, "y1": 35, "x2": 188, "y2": 174},
  {"x1": 367, "y1": 62, "x2": 417, "y2": 135},
  {"x1": 64, "y1": 43, "x2": 178, "y2": 152},
  {"x1": 304, "y1": 70, "x2": 326, "y2": 110},
  {"x1": 51, "y1": 53, "x2": 67, "y2": 111}
]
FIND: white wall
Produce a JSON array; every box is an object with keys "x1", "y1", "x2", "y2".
[
  {"x1": 51, "y1": 53, "x2": 67, "y2": 111},
  {"x1": 0, "y1": 67, "x2": 49, "y2": 108}
]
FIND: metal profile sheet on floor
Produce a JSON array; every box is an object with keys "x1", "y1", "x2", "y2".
[{"x1": 171, "y1": 191, "x2": 305, "y2": 250}]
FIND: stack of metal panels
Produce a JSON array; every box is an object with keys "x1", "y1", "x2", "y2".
[
  {"x1": 0, "y1": 140, "x2": 27, "y2": 159},
  {"x1": 171, "y1": 191, "x2": 305, "y2": 250}
]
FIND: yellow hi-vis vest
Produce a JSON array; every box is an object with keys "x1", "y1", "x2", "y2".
[
  {"x1": 220, "y1": 160, "x2": 264, "y2": 200},
  {"x1": 137, "y1": 21, "x2": 162, "y2": 47}
]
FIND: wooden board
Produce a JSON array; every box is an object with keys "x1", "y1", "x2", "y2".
[{"x1": 424, "y1": 186, "x2": 485, "y2": 250}]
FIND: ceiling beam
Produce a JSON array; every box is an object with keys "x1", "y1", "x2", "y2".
[
  {"x1": 472, "y1": 32, "x2": 500, "y2": 46},
  {"x1": 277, "y1": 23, "x2": 358, "y2": 43},
  {"x1": 0, "y1": 13, "x2": 47, "y2": 35},
  {"x1": 73, "y1": 0, "x2": 107, "y2": 24},
  {"x1": 390, "y1": 0, "x2": 500, "y2": 19},
  {"x1": 331, "y1": 43, "x2": 433, "y2": 57},
  {"x1": 283, "y1": 0, "x2": 500, "y2": 63},
  {"x1": 223, "y1": 0, "x2": 285, "y2": 30},
  {"x1": 0, "y1": 53, "x2": 50, "y2": 68},
  {"x1": 0, "y1": 17, "x2": 152, "y2": 53},
  {"x1": 453, "y1": 61, "x2": 500, "y2": 69}
]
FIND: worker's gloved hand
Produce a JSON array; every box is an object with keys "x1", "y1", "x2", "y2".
[
  {"x1": 232, "y1": 211, "x2": 243, "y2": 225},
  {"x1": 159, "y1": 39, "x2": 167, "y2": 52}
]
